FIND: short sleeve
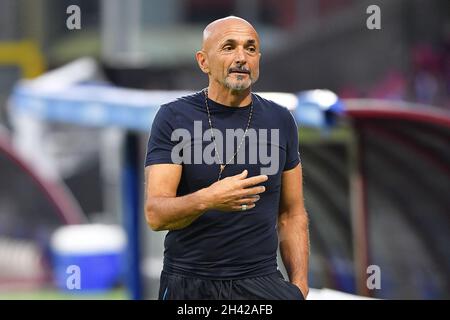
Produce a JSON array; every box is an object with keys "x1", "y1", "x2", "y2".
[
  {"x1": 283, "y1": 110, "x2": 301, "y2": 171},
  {"x1": 145, "y1": 105, "x2": 179, "y2": 167}
]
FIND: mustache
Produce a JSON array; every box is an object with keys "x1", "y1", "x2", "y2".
[{"x1": 228, "y1": 67, "x2": 250, "y2": 74}]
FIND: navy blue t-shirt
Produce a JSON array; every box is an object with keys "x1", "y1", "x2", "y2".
[{"x1": 145, "y1": 91, "x2": 300, "y2": 279}]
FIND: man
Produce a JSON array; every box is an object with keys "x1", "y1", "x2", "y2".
[{"x1": 144, "y1": 16, "x2": 309, "y2": 300}]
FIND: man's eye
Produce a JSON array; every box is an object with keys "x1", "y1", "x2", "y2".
[
  {"x1": 223, "y1": 46, "x2": 233, "y2": 51},
  {"x1": 247, "y1": 47, "x2": 256, "y2": 53}
]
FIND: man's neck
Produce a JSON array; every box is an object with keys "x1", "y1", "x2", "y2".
[{"x1": 206, "y1": 85, "x2": 252, "y2": 107}]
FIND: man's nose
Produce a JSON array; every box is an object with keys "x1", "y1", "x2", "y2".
[{"x1": 234, "y1": 47, "x2": 247, "y2": 65}]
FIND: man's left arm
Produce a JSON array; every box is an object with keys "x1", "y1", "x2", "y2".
[{"x1": 278, "y1": 163, "x2": 310, "y2": 298}]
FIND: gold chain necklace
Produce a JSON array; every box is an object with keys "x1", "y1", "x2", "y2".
[{"x1": 203, "y1": 88, "x2": 254, "y2": 181}]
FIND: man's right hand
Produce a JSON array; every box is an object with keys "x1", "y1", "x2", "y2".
[{"x1": 201, "y1": 170, "x2": 268, "y2": 212}]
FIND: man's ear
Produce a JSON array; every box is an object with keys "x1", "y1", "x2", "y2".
[{"x1": 196, "y1": 50, "x2": 209, "y2": 74}]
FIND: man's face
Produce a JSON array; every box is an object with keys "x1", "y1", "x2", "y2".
[{"x1": 201, "y1": 21, "x2": 261, "y2": 92}]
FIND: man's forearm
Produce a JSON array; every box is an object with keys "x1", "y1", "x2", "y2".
[
  {"x1": 278, "y1": 209, "x2": 310, "y2": 296},
  {"x1": 146, "y1": 188, "x2": 210, "y2": 231}
]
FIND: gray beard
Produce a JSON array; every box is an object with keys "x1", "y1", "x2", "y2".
[{"x1": 224, "y1": 76, "x2": 253, "y2": 91}]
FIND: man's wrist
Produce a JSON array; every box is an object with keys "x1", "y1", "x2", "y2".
[
  {"x1": 195, "y1": 187, "x2": 213, "y2": 212},
  {"x1": 293, "y1": 281, "x2": 309, "y2": 298}
]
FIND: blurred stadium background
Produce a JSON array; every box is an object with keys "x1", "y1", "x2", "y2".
[{"x1": 0, "y1": 0, "x2": 449, "y2": 299}]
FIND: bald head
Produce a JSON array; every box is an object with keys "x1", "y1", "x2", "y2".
[
  {"x1": 202, "y1": 16, "x2": 259, "y2": 51},
  {"x1": 196, "y1": 15, "x2": 261, "y2": 96}
]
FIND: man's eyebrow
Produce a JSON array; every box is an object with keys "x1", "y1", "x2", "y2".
[
  {"x1": 220, "y1": 39, "x2": 257, "y2": 46},
  {"x1": 221, "y1": 39, "x2": 237, "y2": 46}
]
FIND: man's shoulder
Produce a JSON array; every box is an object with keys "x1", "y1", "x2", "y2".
[
  {"x1": 153, "y1": 91, "x2": 203, "y2": 128},
  {"x1": 252, "y1": 93, "x2": 293, "y2": 118},
  {"x1": 161, "y1": 91, "x2": 203, "y2": 110}
]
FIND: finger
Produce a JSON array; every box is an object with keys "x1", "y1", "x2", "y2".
[
  {"x1": 229, "y1": 169, "x2": 248, "y2": 180},
  {"x1": 231, "y1": 203, "x2": 256, "y2": 212},
  {"x1": 235, "y1": 196, "x2": 260, "y2": 205},
  {"x1": 238, "y1": 169, "x2": 248, "y2": 179},
  {"x1": 240, "y1": 175, "x2": 268, "y2": 188},
  {"x1": 240, "y1": 185, "x2": 266, "y2": 197}
]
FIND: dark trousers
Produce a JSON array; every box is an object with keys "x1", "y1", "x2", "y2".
[{"x1": 158, "y1": 270, "x2": 304, "y2": 300}]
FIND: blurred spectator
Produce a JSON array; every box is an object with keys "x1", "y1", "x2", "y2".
[
  {"x1": 443, "y1": 35, "x2": 450, "y2": 108},
  {"x1": 411, "y1": 44, "x2": 443, "y2": 106},
  {"x1": 369, "y1": 71, "x2": 407, "y2": 101},
  {"x1": 338, "y1": 43, "x2": 449, "y2": 109}
]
